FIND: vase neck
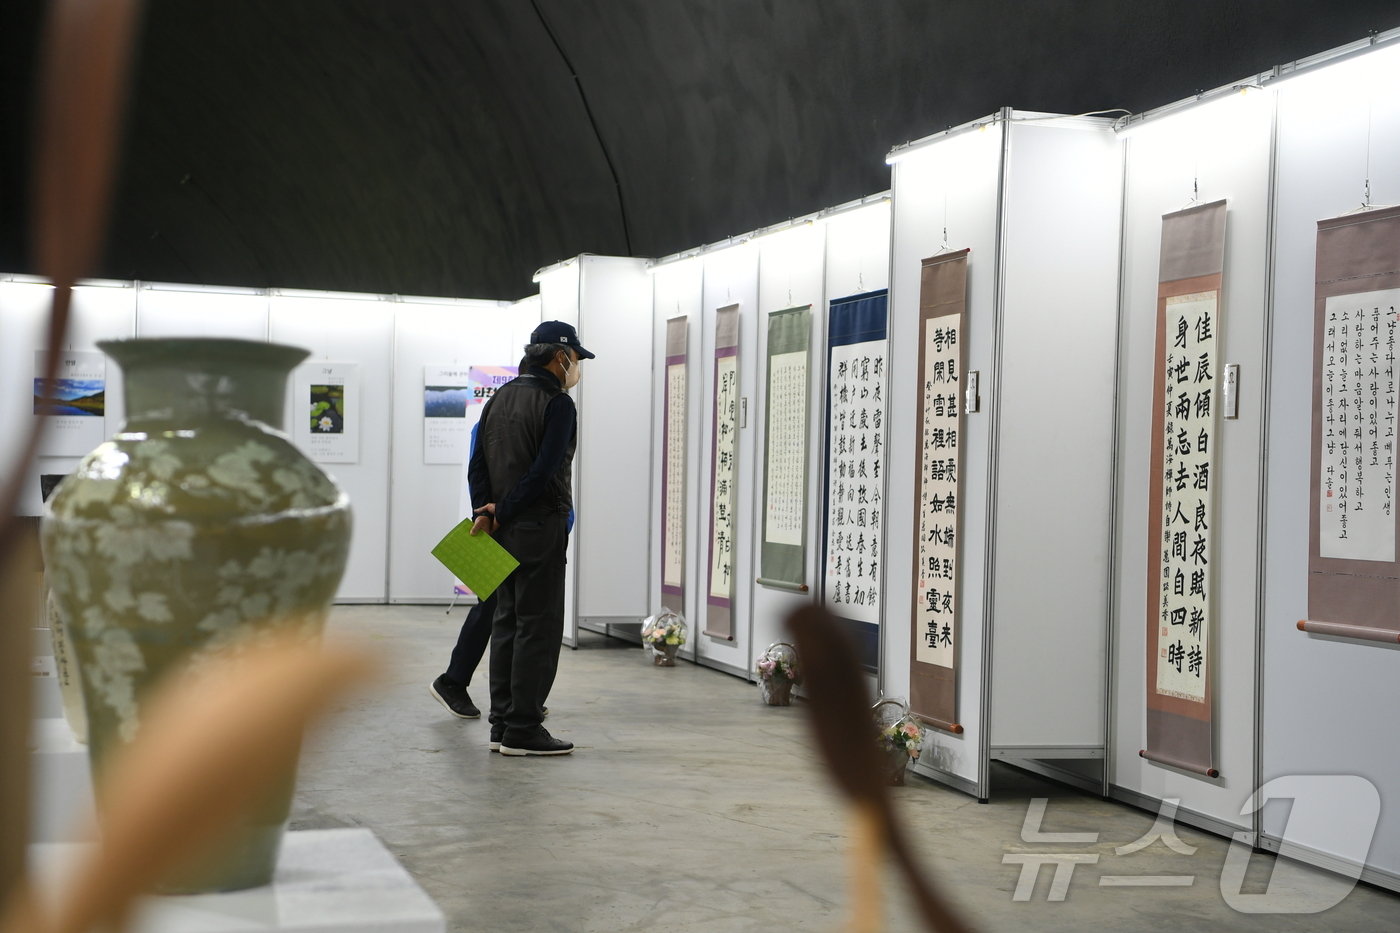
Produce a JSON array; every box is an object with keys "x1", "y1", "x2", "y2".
[{"x1": 100, "y1": 338, "x2": 308, "y2": 429}]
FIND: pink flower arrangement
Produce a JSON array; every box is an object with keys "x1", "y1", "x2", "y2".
[
  {"x1": 879, "y1": 718, "x2": 926, "y2": 758},
  {"x1": 755, "y1": 653, "x2": 800, "y2": 683}
]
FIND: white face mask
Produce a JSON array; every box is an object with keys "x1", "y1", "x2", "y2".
[{"x1": 561, "y1": 353, "x2": 582, "y2": 389}]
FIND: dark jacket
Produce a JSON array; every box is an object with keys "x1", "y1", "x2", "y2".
[{"x1": 469, "y1": 365, "x2": 577, "y2": 525}]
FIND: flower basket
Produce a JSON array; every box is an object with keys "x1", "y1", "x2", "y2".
[
  {"x1": 641, "y1": 610, "x2": 687, "y2": 667},
  {"x1": 884, "y1": 746, "x2": 911, "y2": 785},
  {"x1": 760, "y1": 676, "x2": 793, "y2": 706},
  {"x1": 755, "y1": 642, "x2": 801, "y2": 706},
  {"x1": 873, "y1": 697, "x2": 924, "y2": 786}
]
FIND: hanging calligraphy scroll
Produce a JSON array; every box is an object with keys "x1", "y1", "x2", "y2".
[
  {"x1": 759, "y1": 305, "x2": 812, "y2": 592},
  {"x1": 662, "y1": 317, "x2": 689, "y2": 614},
  {"x1": 822, "y1": 290, "x2": 888, "y2": 671},
  {"x1": 911, "y1": 252, "x2": 968, "y2": 734},
  {"x1": 706, "y1": 304, "x2": 740, "y2": 639},
  {"x1": 1143, "y1": 200, "x2": 1226, "y2": 778},
  {"x1": 1302, "y1": 205, "x2": 1400, "y2": 645}
]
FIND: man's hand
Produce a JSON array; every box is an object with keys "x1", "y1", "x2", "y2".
[{"x1": 471, "y1": 504, "x2": 499, "y2": 536}]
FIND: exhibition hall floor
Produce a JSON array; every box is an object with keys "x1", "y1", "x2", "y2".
[{"x1": 294, "y1": 607, "x2": 1399, "y2": 932}]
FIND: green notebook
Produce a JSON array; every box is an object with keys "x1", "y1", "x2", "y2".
[{"x1": 431, "y1": 517, "x2": 520, "y2": 600}]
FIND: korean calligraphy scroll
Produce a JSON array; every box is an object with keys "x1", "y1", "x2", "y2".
[
  {"x1": 661, "y1": 317, "x2": 689, "y2": 615},
  {"x1": 759, "y1": 305, "x2": 812, "y2": 591},
  {"x1": 1302, "y1": 205, "x2": 1400, "y2": 645},
  {"x1": 911, "y1": 252, "x2": 968, "y2": 734},
  {"x1": 1144, "y1": 200, "x2": 1226, "y2": 778},
  {"x1": 706, "y1": 304, "x2": 740, "y2": 640},
  {"x1": 822, "y1": 290, "x2": 888, "y2": 671}
]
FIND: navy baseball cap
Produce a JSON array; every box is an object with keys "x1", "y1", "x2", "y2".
[{"x1": 531, "y1": 320, "x2": 595, "y2": 359}]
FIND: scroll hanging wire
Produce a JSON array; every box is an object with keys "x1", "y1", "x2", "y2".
[{"x1": 939, "y1": 190, "x2": 950, "y2": 254}]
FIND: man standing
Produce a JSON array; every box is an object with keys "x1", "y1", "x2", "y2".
[{"x1": 468, "y1": 321, "x2": 592, "y2": 756}]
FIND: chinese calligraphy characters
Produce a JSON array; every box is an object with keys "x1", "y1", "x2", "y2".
[
  {"x1": 824, "y1": 341, "x2": 887, "y2": 624},
  {"x1": 664, "y1": 359, "x2": 687, "y2": 589},
  {"x1": 710, "y1": 354, "x2": 739, "y2": 600},
  {"x1": 1155, "y1": 292, "x2": 1217, "y2": 702},
  {"x1": 915, "y1": 315, "x2": 962, "y2": 668},
  {"x1": 765, "y1": 350, "x2": 807, "y2": 547}
]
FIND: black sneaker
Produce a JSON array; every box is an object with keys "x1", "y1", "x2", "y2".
[
  {"x1": 489, "y1": 725, "x2": 504, "y2": 752},
  {"x1": 429, "y1": 675, "x2": 480, "y2": 719},
  {"x1": 500, "y1": 727, "x2": 574, "y2": 757}
]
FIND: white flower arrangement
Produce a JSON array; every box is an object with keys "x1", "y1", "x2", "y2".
[{"x1": 641, "y1": 612, "x2": 686, "y2": 648}]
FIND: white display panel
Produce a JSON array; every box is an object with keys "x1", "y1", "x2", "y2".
[
  {"x1": 649, "y1": 260, "x2": 705, "y2": 663},
  {"x1": 388, "y1": 298, "x2": 534, "y2": 602},
  {"x1": 749, "y1": 223, "x2": 828, "y2": 665},
  {"x1": 0, "y1": 280, "x2": 138, "y2": 516},
  {"x1": 1110, "y1": 89, "x2": 1274, "y2": 828},
  {"x1": 270, "y1": 292, "x2": 394, "y2": 603},
  {"x1": 537, "y1": 264, "x2": 582, "y2": 646},
  {"x1": 136, "y1": 284, "x2": 269, "y2": 340},
  {"x1": 1263, "y1": 41, "x2": 1400, "y2": 887},
  {"x1": 987, "y1": 119, "x2": 1123, "y2": 757},
  {"x1": 570, "y1": 257, "x2": 654, "y2": 623},
  {"x1": 696, "y1": 243, "x2": 759, "y2": 675},
  {"x1": 887, "y1": 126, "x2": 1004, "y2": 789},
  {"x1": 824, "y1": 199, "x2": 891, "y2": 299}
]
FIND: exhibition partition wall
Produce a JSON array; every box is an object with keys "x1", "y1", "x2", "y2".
[
  {"x1": 817, "y1": 200, "x2": 894, "y2": 673},
  {"x1": 887, "y1": 113, "x2": 1121, "y2": 800},
  {"x1": 537, "y1": 256, "x2": 654, "y2": 649},
  {"x1": 2, "y1": 274, "x2": 544, "y2": 605},
  {"x1": 270, "y1": 290, "x2": 394, "y2": 602},
  {"x1": 388, "y1": 296, "x2": 537, "y2": 603},
  {"x1": 647, "y1": 197, "x2": 894, "y2": 680},
  {"x1": 1261, "y1": 36, "x2": 1400, "y2": 890},
  {"x1": 1109, "y1": 87, "x2": 1274, "y2": 835},
  {"x1": 749, "y1": 222, "x2": 825, "y2": 671},
  {"x1": 0, "y1": 280, "x2": 136, "y2": 516},
  {"x1": 695, "y1": 243, "x2": 760, "y2": 677},
  {"x1": 650, "y1": 258, "x2": 705, "y2": 664}
]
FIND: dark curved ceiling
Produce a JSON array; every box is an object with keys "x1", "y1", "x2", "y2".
[{"x1": 3, "y1": 1, "x2": 1398, "y2": 300}]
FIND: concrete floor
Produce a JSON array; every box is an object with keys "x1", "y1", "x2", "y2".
[{"x1": 292, "y1": 606, "x2": 1400, "y2": 932}]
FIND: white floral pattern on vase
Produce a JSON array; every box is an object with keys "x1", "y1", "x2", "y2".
[{"x1": 41, "y1": 338, "x2": 352, "y2": 893}]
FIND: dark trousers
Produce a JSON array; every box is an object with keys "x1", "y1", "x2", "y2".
[
  {"x1": 444, "y1": 592, "x2": 496, "y2": 687},
  {"x1": 489, "y1": 513, "x2": 568, "y2": 734}
]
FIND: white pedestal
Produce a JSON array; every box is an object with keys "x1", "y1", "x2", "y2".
[
  {"x1": 30, "y1": 829, "x2": 445, "y2": 932},
  {"x1": 28, "y1": 717, "x2": 96, "y2": 843}
]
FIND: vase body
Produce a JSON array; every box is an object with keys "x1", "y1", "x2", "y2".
[
  {"x1": 760, "y1": 677, "x2": 794, "y2": 706},
  {"x1": 652, "y1": 642, "x2": 679, "y2": 666},
  {"x1": 41, "y1": 338, "x2": 352, "y2": 893}
]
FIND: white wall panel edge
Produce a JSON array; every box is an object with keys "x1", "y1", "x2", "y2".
[
  {"x1": 697, "y1": 244, "x2": 760, "y2": 670},
  {"x1": 574, "y1": 256, "x2": 654, "y2": 620},
  {"x1": 1108, "y1": 87, "x2": 1274, "y2": 829},
  {"x1": 1259, "y1": 44, "x2": 1400, "y2": 884},
  {"x1": 749, "y1": 222, "x2": 828, "y2": 673},
  {"x1": 884, "y1": 116, "x2": 1006, "y2": 792},
  {"x1": 987, "y1": 119, "x2": 1121, "y2": 754}
]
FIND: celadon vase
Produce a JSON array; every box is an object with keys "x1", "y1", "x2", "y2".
[{"x1": 41, "y1": 338, "x2": 352, "y2": 893}]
